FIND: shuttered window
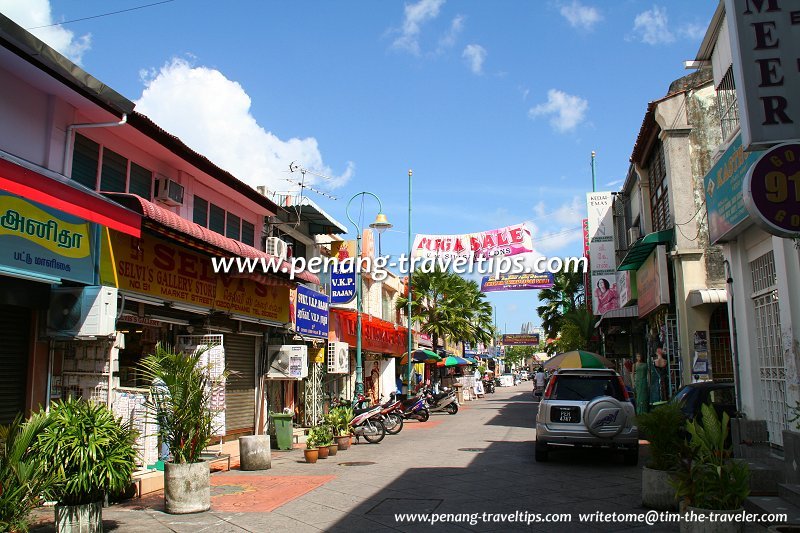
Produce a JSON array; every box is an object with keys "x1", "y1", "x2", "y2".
[
  {"x1": 0, "y1": 305, "x2": 30, "y2": 425},
  {"x1": 193, "y1": 196, "x2": 208, "y2": 227},
  {"x1": 129, "y1": 162, "x2": 152, "y2": 199},
  {"x1": 226, "y1": 213, "x2": 241, "y2": 240},
  {"x1": 241, "y1": 220, "x2": 255, "y2": 247},
  {"x1": 224, "y1": 335, "x2": 256, "y2": 433},
  {"x1": 71, "y1": 133, "x2": 99, "y2": 189},
  {"x1": 209, "y1": 204, "x2": 225, "y2": 234},
  {"x1": 100, "y1": 147, "x2": 127, "y2": 192}
]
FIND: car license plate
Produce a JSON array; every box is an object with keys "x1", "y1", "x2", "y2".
[{"x1": 551, "y1": 406, "x2": 580, "y2": 423}]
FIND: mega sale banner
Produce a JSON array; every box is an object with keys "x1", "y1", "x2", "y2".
[{"x1": 412, "y1": 223, "x2": 533, "y2": 260}]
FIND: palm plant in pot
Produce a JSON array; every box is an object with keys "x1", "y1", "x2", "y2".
[
  {"x1": 637, "y1": 402, "x2": 686, "y2": 511},
  {"x1": 139, "y1": 343, "x2": 226, "y2": 515},
  {"x1": 331, "y1": 406, "x2": 353, "y2": 450},
  {"x1": 671, "y1": 404, "x2": 750, "y2": 533},
  {"x1": 33, "y1": 398, "x2": 137, "y2": 533},
  {"x1": 304, "y1": 428, "x2": 320, "y2": 463},
  {"x1": 0, "y1": 411, "x2": 55, "y2": 532},
  {"x1": 310, "y1": 425, "x2": 333, "y2": 459}
]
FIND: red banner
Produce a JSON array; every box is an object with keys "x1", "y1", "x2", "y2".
[{"x1": 330, "y1": 309, "x2": 408, "y2": 355}]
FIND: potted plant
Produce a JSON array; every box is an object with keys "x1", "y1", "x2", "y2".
[
  {"x1": 304, "y1": 428, "x2": 319, "y2": 463},
  {"x1": 33, "y1": 398, "x2": 137, "y2": 533},
  {"x1": 671, "y1": 404, "x2": 750, "y2": 533},
  {"x1": 331, "y1": 406, "x2": 353, "y2": 450},
  {"x1": 0, "y1": 411, "x2": 55, "y2": 532},
  {"x1": 139, "y1": 343, "x2": 227, "y2": 514},
  {"x1": 637, "y1": 403, "x2": 686, "y2": 511},
  {"x1": 311, "y1": 425, "x2": 332, "y2": 459},
  {"x1": 323, "y1": 423, "x2": 337, "y2": 456}
]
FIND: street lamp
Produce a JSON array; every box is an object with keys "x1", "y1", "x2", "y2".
[
  {"x1": 346, "y1": 192, "x2": 392, "y2": 398},
  {"x1": 406, "y1": 170, "x2": 414, "y2": 396}
]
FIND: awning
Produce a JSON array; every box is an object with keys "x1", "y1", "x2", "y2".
[
  {"x1": 105, "y1": 193, "x2": 320, "y2": 285},
  {"x1": 617, "y1": 229, "x2": 674, "y2": 271},
  {"x1": 272, "y1": 194, "x2": 348, "y2": 235},
  {"x1": 329, "y1": 309, "x2": 408, "y2": 355},
  {"x1": 688, "y1": 288, "x2": 727, "y2": 308},
  {"x1": 595, "y1": 305, "x2": 639, "y2": 328},
  {"x1": 0, "y1": 152, "x2": 141, "y2": 237}
]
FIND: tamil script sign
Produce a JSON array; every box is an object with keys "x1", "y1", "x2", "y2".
[
  {"x1": 295, "y1": 285, "x2": 329, "y2": 339},
  {"x1": 0, "y1": 191, "x2": 95, "y2": 284},
  {"x1": 480, "y1": 273, "x2": 554, "y2": 292},
  {"x1": 412, "y1": 223, "x2": 533, "y2": 261},
  {"x1": 502, "y1": 334, "x2": 540, "y2": 346},
  {"x1": 743, "y1": 142, "x2": 800, "y2": 237}
]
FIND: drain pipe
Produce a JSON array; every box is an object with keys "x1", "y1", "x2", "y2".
[
  {"x1": 724, "y1": 259, "x2": 743, "y2": 414},
  {"x1": 62, "y1": 114, "x2": 128, "y2": 176}
]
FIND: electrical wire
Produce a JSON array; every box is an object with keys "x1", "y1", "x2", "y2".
[{"x1": 26, "y1": 0, "x2": 175, "y2": 29}]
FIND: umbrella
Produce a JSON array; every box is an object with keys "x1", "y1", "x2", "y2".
[
  {"x1": 436, "y1": 355, "x2": 473, "y2": 367},
  {"x1": 543, "y1": 350, "x2": 614, "y2": 370},
  {"x1": 399, "y1": 349, "x2": 441, "y2": 364}
]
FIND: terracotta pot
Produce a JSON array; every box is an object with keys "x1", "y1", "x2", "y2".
[
  {"x1": 336, "y1": 435, "x2": 351, "y2": 450},
  {"x1": 328, "y1": 443, "x2": 338, "y2": 456},
  {"x1": 304, "y1": 448, "x2": 319, "y2": 463},
  {"x1": 318, "y1": 445, "x2": 330, "y2": 459}
]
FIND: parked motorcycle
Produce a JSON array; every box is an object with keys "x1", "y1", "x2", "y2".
[
  {"x1": 483, "y1": 379, "x2": 496, "y2": 394},
  {"x1": 424, "y1": 387, "x2": 459, "y2": 415},
  {"x1": 400, "y1": 393, "x2": 430, "y2": 422},
  {"x1": 349, "y1": 400, "x2": 386, "y2": 443},
  {"x1": 379, "y1": 393, "x2": 405, "y2": 435}
]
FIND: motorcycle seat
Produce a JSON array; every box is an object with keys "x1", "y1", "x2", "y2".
[{"x1": 353, "y1": 406, "x2": 373, "y2": 416}]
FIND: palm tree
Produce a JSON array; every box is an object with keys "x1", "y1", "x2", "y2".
[{"x1": 536, "y1": 270, "x2": 585, "y2": 341}]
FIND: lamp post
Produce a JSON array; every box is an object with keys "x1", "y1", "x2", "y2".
[
  {"x1": 346, "y1": 192, "x2": 392, "y2": 398},
  {"x1": 406, "y1": 170, "x2": 413, "y2": 396}
]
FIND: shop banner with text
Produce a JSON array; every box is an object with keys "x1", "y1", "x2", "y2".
[
  {"x1": 412, "y1": 223, "x2": 533, "y2": 261},
  {"x1": 480, "y1": 273, "x2": 554, "y2": 292},
  {"x1": 295, "y1": 285, "x2": 329, "y2": 339},
  {"x1": 502, "y1": 333, "x2": 540, "y2": 346}
]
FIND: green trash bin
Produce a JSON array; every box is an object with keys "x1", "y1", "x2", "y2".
[{"x1": 271, "y1": 413, "x2": 293, "y2": 451}]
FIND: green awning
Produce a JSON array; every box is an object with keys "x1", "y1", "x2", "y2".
[{"x1": 617, "y1": 229, "x2": 673, "y2": 271}]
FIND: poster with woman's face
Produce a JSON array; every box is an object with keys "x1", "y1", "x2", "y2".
[{"x1": 593, "y1": 276, "x2": 619, "y2": 314}]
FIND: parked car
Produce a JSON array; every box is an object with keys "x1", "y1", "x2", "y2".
[
  {"x1": 519, "y1": 371, "x2": 530, "y2": 381},
  {"x1": 498, "y1": 374, "x2": 515, "y2": 387},
  {"x1": 535, "y1": 368, "x2": 638, "y2": 465},
  {"x1": 672, "y1": 381, "x2": 737, "y2": 422}
]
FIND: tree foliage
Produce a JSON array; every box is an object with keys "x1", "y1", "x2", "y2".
[{"x1": 536, "y1": 270, "x2": 585, "y2": 342}]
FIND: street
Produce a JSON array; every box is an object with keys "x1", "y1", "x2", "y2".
[{"x1": 32, "y1": 384, "x2": 668, "y2": 533}]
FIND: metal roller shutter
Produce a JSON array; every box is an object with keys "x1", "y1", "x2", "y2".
[
  {"x1": 0, "y1": 305, "x2": 30, "y2": 425},
  {"x1": 224, "y1": 334, "x2": 256, "y2": 434}
]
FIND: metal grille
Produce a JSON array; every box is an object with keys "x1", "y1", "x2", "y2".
[
  {"x1": 665, "y1": 316, "x2": 682, "y2": 396},
  {"x1": 709, "y1": 307, "x2": 734, "y2": 380},
  {"x1": 648, "y1": 141, "x2": 672, "y2": 232},
  {"x1": 304, "y1": 362, "x2": 324, "y2": 426},
  {"x1": 717, "y1": 67, "x2": 740, "y2": 140},
  {"x1": 751, "y1": 251, "x2": 786, "y2": 446}
]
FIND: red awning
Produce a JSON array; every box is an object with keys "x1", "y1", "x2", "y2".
[
  {"x1": 0, "y1": 156, "x2": 141, "y2": 237},
  {"x1": 330, "y1": 309, "x2": 409, "y2": 355},
  {"x1": 105, "y1": 193, "x2": 320, "y2": 285}
]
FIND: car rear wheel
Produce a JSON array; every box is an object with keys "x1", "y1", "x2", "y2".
[
  {"x1": 623, "y1": 445, "x2": 639, "y2": 466},
  {"x1": 535, "y1": 440, "x2": 549, "y2": 462}
]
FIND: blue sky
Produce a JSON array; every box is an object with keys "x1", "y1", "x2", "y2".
[{"x1": 3, "y1": 0, "x2": 717, "y2": 335}]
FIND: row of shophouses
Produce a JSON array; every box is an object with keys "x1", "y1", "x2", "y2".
[
  {"x1": 592, "y1": 1, "x2": 800, "y2": 447},
  {"x1": 0, "y1": 14, "x2": 456, "y2": 465}
]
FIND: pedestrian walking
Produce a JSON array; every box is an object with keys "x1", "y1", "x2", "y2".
[{"x1": 634, "y1": 353, "x2": 649, "y2": 414}]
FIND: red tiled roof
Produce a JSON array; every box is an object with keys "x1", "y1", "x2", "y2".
[{"x1": 104, "y1": 193, "x2": 320, "y2": 285}]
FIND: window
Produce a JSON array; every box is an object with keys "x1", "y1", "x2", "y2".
[
  {"x1": 382, "y1": 291, "x2": 394, "y2": 322},
  {"x1": 209, "y1": 204, "x2": 225, "y2": 235},
  {"x1": 193, "y1": 196, "x2": 208, "y2": 227},
  {"x1": 550, "y1": 374, "x2": 626, "y2": 401},
  {"x1": 241, "y1": 221, "x2": 255, "y2": 247},
  {"x1": 647, "y1": 140, "x2": 671, "y2": 232},
  {"x1": 226, "y1": 213, "x2": 241, "y2": 240},
  {"x1": 129, "y1": 163, "x2": 153, "y2": 198},
  {"x1": 100, "y1": 148, "x2": 127, "y2": 192},
  {"x1": 717, "y1": 67, "x2": 740, "y2": 140},
  {"x1": 71, "y1": 134, "x2": 99, "y2": 189}
]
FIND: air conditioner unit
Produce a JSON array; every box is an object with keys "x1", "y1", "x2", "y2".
[
  {"x1": 627, "y1": 227, "x2": 641, "y2": 245},
  {"x1": 266, "y1": 237, "x2": 288, "y2": 259},
  {"x1": 47, "y1": 286, "x2": 118, "y2": 338},
  {"x1": 327, "y1": 341, "x2": 349, "y2": 374},
  {"x1": 266, "y1": 345, "x2": 308, "y2": 379},
  {"x1": 154, "y1": 177, "x2": 184, "y2": 207}
]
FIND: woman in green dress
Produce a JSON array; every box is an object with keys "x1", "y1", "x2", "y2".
[{"x1": 633, "y1": 353, "x2": 649, "y2": 414}]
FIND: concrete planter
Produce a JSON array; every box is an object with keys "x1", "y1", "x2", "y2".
[
  {"x1": 768, "y1": 526, "x2": 800, "y2": 532},
  {"x1": 328, "y1": 443, "x2": 338, "y2": 456},
  {"x1": 164, "y1": 460, "x2": 210, "y2": 514},
  {"x1": 318, "y1": 445, "x2": 330, "y2": 459},
  {"x1": 335, "y1": 435, "x2": 351, "y2": 450},
  {"x1": 784, "y1": 430, "x2": 800, "y2": 484},
  {"x1": 642, "y1": 467, "x2": 677, "y2": 511},
  {"x1": 304, "y1": 448, "x2": 319, "y2": 463},
  {"x1": 239, "y1": 435, "x2": 272, "y2": 471},
  {"x1": 54, "y1": 501, "x2": 102, "y2": 533},
  {"x1": 679, "y1": 507, "x2": 744, "y2": 533}
]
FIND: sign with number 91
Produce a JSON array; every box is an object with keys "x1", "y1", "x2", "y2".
[{"x1": 743, "y1": 143, "x2": 800, "y2": 238}]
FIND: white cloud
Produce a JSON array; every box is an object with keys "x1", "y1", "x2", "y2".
[
  {"x1": 560, "y1": 1, "x2": 602, "y2": 30},
  {"x1": 533, "y1": 196, "x2": 583, "y2": 226},
  {"x1": 437, "y1": 14, "x2": 464, "y2": 52},
  {"x1": 462, "y1": 44, "x2": 487, "y2": 75},
  {"x1": 528, "y1": 89, "x2": 589, "y2": 133},
  {"x1": 632, "y1": 6, "x2": 675, "y2": 45},
  {"x1": 135, "y1": 58, "x2": 352, "y2": 194},
  {"x1": 679, "y1": 23, "x2": 706, "y2": 41},
  {"x1": 392, "y1": 0, "x2": 446, "y2": 55},
  {"x1": 0, "y1": 0, "x2": 91, "y2": 63},
  {"x1": 526, "y1": 220, "x2": 584, "y2": 256}
]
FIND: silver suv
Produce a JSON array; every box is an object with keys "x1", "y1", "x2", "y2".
[{"x1": 535, "y1": 368, "x2": 638, "y2": 464}]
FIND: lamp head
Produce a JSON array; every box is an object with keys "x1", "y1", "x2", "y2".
[{"x1": 369, "y1": 213, "x2": 392, "y2": 234}]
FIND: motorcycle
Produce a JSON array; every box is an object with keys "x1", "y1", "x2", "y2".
[
  {"x1": 483, "y1": 379, "x2": 496, "y2": 394},
  {"x1": 378, "y1": 393, "x2": 404, "y2": 435},
  {"x1": 349, "y1": 399, "x2": 387, "y2": 443},
  {"x1": 424, "y1": 387, "x2": 459, "y2": 415},
  {"x1": 400, "y1": 393, "x2": 430, "y2": 422}
]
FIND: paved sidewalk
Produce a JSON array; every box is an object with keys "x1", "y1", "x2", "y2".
[{"x1": 28, "y1": 384, "x2": 768, "y2": 532}]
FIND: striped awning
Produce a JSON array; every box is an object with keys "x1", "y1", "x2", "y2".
[
  {"x1": 595, "y1": 305, "x2": 639, "y2": 328},
  {"x1": 688, "y1": 289, "x2": 727, "y2": 308}
]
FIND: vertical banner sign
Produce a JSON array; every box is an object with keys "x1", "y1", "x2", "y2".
[
  {"x1": 586, "y1": 193, "x2": 619, "y2": 316},
  {"x1": 725, "y1": 0, "x2": 800, "y2": 151},
  {"x1": 295, "y1": 285, "x2": 330, "y2": 339},
  {"x1": 330, "y1": 262, "x2": 356, "y2": 304},
  {"x1": 582, "y1": 218, "x2": 592, "y2": 312}
]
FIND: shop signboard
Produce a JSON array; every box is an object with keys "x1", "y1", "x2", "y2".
[
  {"x1": 725, "y1": 0, "x2": 800, "y2": 151},
  {"x1": 586, "y1": 192, "x2": 619, "y2": 315},
  {"x1": 480, "y1": 272, "x2": 554, "y2": 292},
  {"x1": 636, "y1": 246, "x2": 670, "y2": 317},
  {"x1": 743, "y1": 142, "x2": 800, "y2": 237},
  {"x1": 617, "y1": 270, "x2": 637, "y2": 307},
  {"x1": 101, "y1": 231, "x2": 289, "y2": 322},
  {"x1": 0, "y1": 191, "x2": 95, "y2": 284},
  {"x1": 412, "y1": 223, "x2": 533, "y2": 261},
  {"x1": 295, "y1": 285, "x2": 329, "y2": 339},
  {"x1": 704, "y1": 134, "x2": 764, "y2": 243},
  {"x1": 502, "y1": 334, "x2": 540, "y2": 346},
  {"x1": 330, "y1": 262, "x2": 356, "y2": 304}
]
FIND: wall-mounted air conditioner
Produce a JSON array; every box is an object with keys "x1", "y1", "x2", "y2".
[
  {"x1": 327, "y1": 342, "x2": 349, "y2": 374},
  {"x1": 154, "y1": 177, "x2": 184, "y2": 207},
  {"x1": 266, "y1": 345, "x2": 308, "y2": 379},
  {"x1": 266, "y1": 237, "x2": 288, "y2": 259},
  {"x1": 627, "y1": 227, "x2": 641, "y2": 246},
  {"x1": 47, "y1": 286, "x2": 118, "y2": 338}
]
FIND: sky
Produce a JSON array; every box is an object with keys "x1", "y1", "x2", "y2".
[{"x1": 1, "y1": 0, "x2": 718, "y2": 336}]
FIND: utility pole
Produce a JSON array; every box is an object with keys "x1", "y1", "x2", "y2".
[{"x1": 591, "y1": 151, "x2": 597, "y2": 192}]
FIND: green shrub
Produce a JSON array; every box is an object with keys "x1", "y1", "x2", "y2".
[{"x1": 636, "y1": 402, "x2": 686, "y2": 471}]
